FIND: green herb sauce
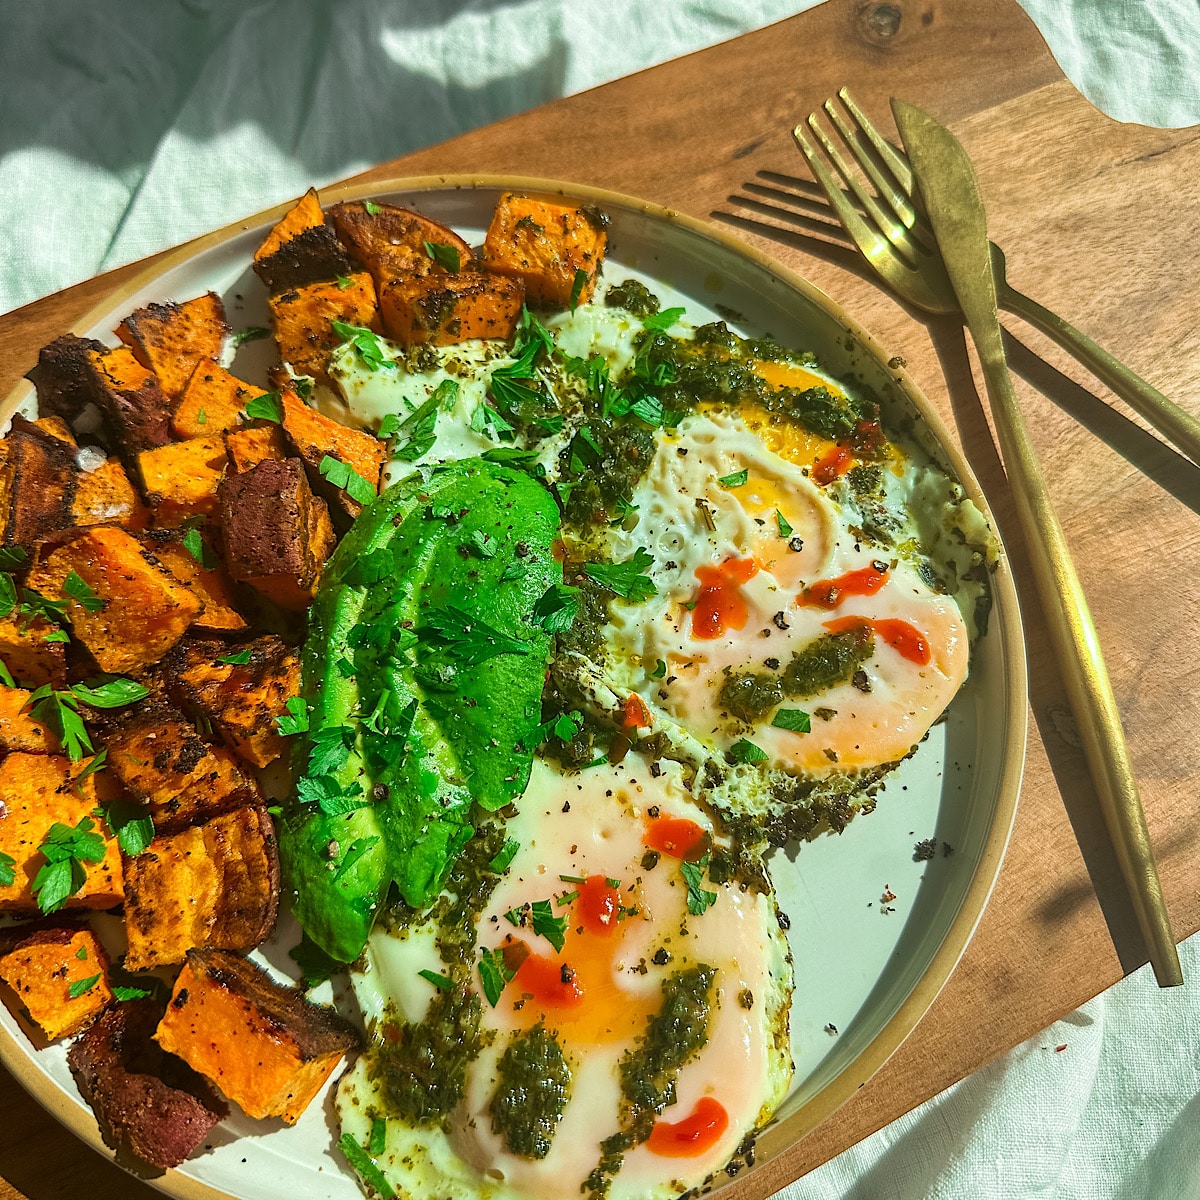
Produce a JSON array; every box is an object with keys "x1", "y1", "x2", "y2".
[{"x1": 489, "y1": 1025, "x2": 572, "y2": 1159}]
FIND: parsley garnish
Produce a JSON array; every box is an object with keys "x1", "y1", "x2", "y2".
[
  {"x1": 181, "y1": 525, "x2": 215, "y2": 568},
  {"x1": 369, "y1": 1117, "x2": 388, "y2": 1156},
  {"x1": 290, "y1": 934, "x2": 341, "y2": 989},
  {"x1": 489, "y1": 838, "x2": 520, "y2": 874},
  {"x1": 718, "y1": 469, "x2": 749, "y2": 488},
  {"x1": 63, "y1": 571, "x2": 104, "y2": 613},
  {"x1": 418, "y1": 969, "x2": 453, "y2": 992},
  {"x1": 776, "y1": 510, "x2": 793, "y2": 538},
  {"x1": 196, "y1": 407, "x2": 207, "y2": 425},
  {"x1": 112, "y1": 985, "x2": 152, "y2": 1001},
  {"x1": 275, "y1": 697, "x2": 309, "y2": 736},
  {"x1": 233, "y1": 326, "x2": 270, "y2": 347},
  {"x1": 0, "y1": 573, "x2": 16, "y2": 619},
  {"x1": 336, "y1": 274, "x2": 354, "y2": 289},
  {"x1": 33, "y1": 817, "x2": 107, "y2": 913},
  {"x1": 331, "y1": 319, "x2": 396, "y2": 372},
  {"x1": 583, "y1": 549, "x2": 657, "y2": 601},
  {"x1": 392, "y1": 380, "x2": 456, "y2": 463},
  {"x1": 569, "y1": 268, "x2": 588, "y2": 313},
  {"x1": 424, "y1": 240, "x2": 461, "y2": 272},
  {"x1": 307, "y1": 725, "x2": 354, "y2": 776},
  {"x1": 500, "y1": 561, "x2": 529, "y2": 583},
  {"x1": 680, "y1": 855, "x2": 718, "y2": 915},
  {"x1": 377, "y1": 413, "x2": 400, "y2": 439},
  {"x1": 530, "y1": 898, "x2": 568, "y2": 952},
  {"x1": 728, "y1": 738, "x2": 768, "y2": 764},
  {"x1": 531, "y1": 584, "x2": 580, "y2": 633},
  {"x1": 651, "y1": 659, "x2": 667, "y2": 679},
  {"x1": 471, "y1": 402, "x2": 514, "y2": 441},
  {"x1": 338, "y1": 1133, "x2": 396, "y2": 1200},
  {"x1": 0, "y1": 850, "x2": 15, "y2": 888},
  {"x1": 421, "y1": 601, "x2": 532, "y2": 665},
  {"x1": 296, "y1": 775, "x2": 366, "y2": 816},
  {"x1": 76, "y1": 945, "x2": 88, "y2": 960},
  {"x1": 243, "y1": 390, "x2": 283, "y2": 423},
  {"x1": 772, "y1": 708, "x2": 811, "y2": 733},
  {"x1": 68, "y1": 973, "x2": 102, "y2": 1000},
  {"x1": 30, "y1": 677, "x2": 147, "y2": 762},
  {"x1": 478, "y1": 946, "x2": 516, "y2": 1007},
  {"x1": 103, "y1": 800, "x2": 154, "y2": 857},
  {"x1": 0, "y1": 547, "x2": 27, "y2": 571},
  {"x1": 219, "y1": 649, "x2": 252, "y2": 665},
  {"x1": 470, "y1": 531, "x2": 498, "y2": 558},
  {"x1": 362, "y1": 199, "x2": 382, "y2": 216},
  {"x1": 70, "y1": 677, "x2": 150, "y2": 708},
  {"x1": 642, "y1": 306, "x2": 686, "y2": 332},
  {"x1": 319, "y1": 455, "x2": 377, "y2": 505},
  {"x1": 334, "y1": 836, "x2": 380, "y2": 881}
]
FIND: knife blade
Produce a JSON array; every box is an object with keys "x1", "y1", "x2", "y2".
[{"x1": 891, "y1": 98, "x2": 1182, "y2": 987}]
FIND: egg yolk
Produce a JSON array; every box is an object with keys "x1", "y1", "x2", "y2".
[
  {"x1": 690, "y1": 556, "x2": 758, "y2": 640},
  {"x1": 646, "y1": 1096, "x2": 730, "y2": 1158}
]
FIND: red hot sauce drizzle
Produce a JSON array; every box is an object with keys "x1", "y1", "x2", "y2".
[
  {"x1": 647, "y1": 1096, "x2": 730, "y2": 1158},
  {"x1": 690, "y1": 557, "x2": 759, "y2": 640}
]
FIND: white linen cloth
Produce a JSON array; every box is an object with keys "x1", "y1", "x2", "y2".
[{"x1": 1, "y1": 3, "x2": 1198, "y2": 1198}]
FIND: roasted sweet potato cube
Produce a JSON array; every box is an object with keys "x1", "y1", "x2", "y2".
[
  {"x1": 25, "y1": 527, "x2": 202, "y2": 674},
  {"x1": 31, "y1": 416, "x2": 77, "y2": 445},
  {"x1": 0, "y1": 754, "x2": 123, "y2": 913},
  {"x1": 328, "y1": 200, "x2": 473, "y2": 287},
  {"x1": 165, "y1": 636, "x2": 298, "y2": 767},
  {"x1": 480, "y1": 192, "x2": 608, "y2": 308},
  {"x1": 34, "y1": 334, "x2": 108, "y2": 426},
  {"x1": 379, "y1": 269, "x2": 524, "y2": 347},
  {"x1": 218, "y1": 458, "x2": 335, "y2": 609},
  {"x1": 69, "y1": 998, "x2": 228, "y2": 1169},
  {"x1": 0, "y1": 611, "x2": 67, "y2": 688},
  {"x1": 268, "y1": 273, "x2": 378, "y2": 385},
  {"x1": 155, "y1": 949, "x2": 358, "y2": 1123},
  {"x1": 254, "y1": 223, "x2": 354, "y2": 295},
  {"x1": 173, "y1": 359, "x2": 259, "y2": 439},
  {"x1": 278, "y1": 389, "x2": 384, "y2": 519},
  {"x1": 255, "y1": 188, "x2": 326, "y2": 263},
  {"x1": 0, "y1": 687, "x2": 60, "y2": 754},
  {"x1": 116, "y1": 292, "x2": 230, "y2": 402},
  {"x1": 225, "y1": 424, "x2": 287, "y2": 474},
  {"x1": 123, "y1": 807, "x2": 279, "y2": 971},
  {"x1": 0, "y1": 422, "x2": 78, "y2": 549},
  {"x1": 85, "y1": 344, "x2": 174, "y2": 465},
  {"x1": 72, "y1": 455, "x2": 150, "y2": 531},
  {"x1": 137, "y1": 434, "x2": 228, "y2": 527},
  {"x1": 146, "y1": 532, "x2": 248, "y2": 634},
  {"x1": 97, "y1": 693, "x2": 258, "y2": 832},
  {"x1": 0, "y1": 924, "x2": 113, "y2": 1040}
]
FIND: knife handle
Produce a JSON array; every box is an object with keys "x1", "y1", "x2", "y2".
[
  {"x1": 996, "y1": 272, "x2": 1200, "y2": 468},
  {"x1": 971, "y1": 323, "x2": 1183, "y2": 987}
]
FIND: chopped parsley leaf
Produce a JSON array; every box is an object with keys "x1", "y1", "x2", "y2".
[{"x1": 243, "y1": 391, "x2": 283, "y2": 423}]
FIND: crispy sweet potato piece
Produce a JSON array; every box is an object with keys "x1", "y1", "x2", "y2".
[
  {"x1": 0, "y1": 924, "x2": 113, "y2": 1040},
  {"x1": 224, "y1": 424, "x2": 287, "y2": 474},
  {"x1": 278, "y1": 388, "x2": 384, "y2": 520},
  {"x1": 116, "y1": 293, "x2": 230, "y2": 402},
  {"x1": 68, "y1": 998, "x2": 227, "y2": 1169},
  {"x1": 218, "y1": 458, "x2": 335, "y2": 610},
  {"x1": 72, "y1": 455, "x2": 150, "y2": 531},
  {"x1": 254, "y1": 224, "x2": 354, "y2": 295},
  {"x1": 136, "y1": 434, "x2": 228, "y2": 527},
  {"x1": 173, "y1": 359, "x2": 259, "y2": 439},
  {"x1": 268, "y1": 272, "x2": 378, "y2": 385},
  {"x1": 96, "y1": 692, "x2": 258, "y2": 832},
  {"x1": 85, "y1": 344, "x2": 174, "y2": 466},
  {"x1": 26, "y1": 527, "x2": 202, "y2": 674},
  {"x1": 480, "y1": 192, "x2": 607, "y2": 308},
  {"x1": 0, "y1": 421, "x2": 78, "y2": 549},
  {"x1": 34, "y1": 334, "x2": 108, "y2": 426},
  {"x1": 0, "y1": 754, "x2": 122, "y2": 913},
  {"x1": 123, "y1": 806, "x2": 279, "y2": 971},
  {"x1": 379, "y1": 269, "x2": 524, "y2": 347},
  {"x1": 155, "y1": 949, "x2": 359, "y2": 1124},
  {"x1": 0, "y1": 611, "x2": 67, "y2": 688},
  {"x1": 145, "y1": 532, "x2": 248, "y2": 634},
  {"x1": 0, "y1": 687, "x2": 60, "y2": 754},
  {"x1": 165, "y1": 636, "x2": 298, "y2": 768},
  {"x1": 31, "y1": 415, "x2": 77, "y2": 445},
  {"x1": 328, "y1": 200, "x2": 473, "y2": 287},
  {"x1": 255, "y1": 188, "x2": 325, "y2": 263}
]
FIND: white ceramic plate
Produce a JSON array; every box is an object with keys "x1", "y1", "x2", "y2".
[{"x1": 0, "y1": 177, "x2": 1027, "y2": 1200}]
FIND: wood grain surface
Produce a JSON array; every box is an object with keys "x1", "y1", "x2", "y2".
[{"x1": 3, "y1": 1, "x2": 1199, "y2": 1198}]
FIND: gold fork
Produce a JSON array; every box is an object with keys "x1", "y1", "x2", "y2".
[
  {"x1": 795, "y1": 89, "x2": 1182, "y2": 987},
  {"x1": 790, "y1": 87, "x2": 1200, "y2": 467}
]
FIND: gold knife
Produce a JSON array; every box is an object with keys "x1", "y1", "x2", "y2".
[{"x1": 891, "y1": 99, "x2": 1182, "y2": 988}]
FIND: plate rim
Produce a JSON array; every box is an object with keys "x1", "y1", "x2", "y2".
[{"x1": 0, "y1": 173, "x2": 1028, "y2": 1200}]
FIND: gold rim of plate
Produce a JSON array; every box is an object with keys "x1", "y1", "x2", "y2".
[{"x1": 0, "y1": 174, "x2": 1028, "y2": 1200}]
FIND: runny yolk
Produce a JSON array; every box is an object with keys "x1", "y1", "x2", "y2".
[
  {"x1": 646, "y1": 1097, "x2": 729, "y2": 1157},
  {"x1": 623, "y1": 693, "x2": 653, "y2": 729},
  {"x1": 511, "y1": 949, "x2": 585, "y2": 1008},
  {"x1": 643, "y1": 815, "x2": 710, "y2": 861},
  {"x1": 823, "y1": 614, "x2": 931, "y2": 666},
  {"x1": 799, "y1": 563, "x2": 889, "y2": 609},
  {"x1": 690, "y1": 557, "x2": 759, "y2": 640},
  {"x1": 812, "y1": 444, "x2": 853, "y2": 485}
]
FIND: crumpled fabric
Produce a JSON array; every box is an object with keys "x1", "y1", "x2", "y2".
[{"x1": 1, "y1": 3, "x2": 1198, "y2": 1198}]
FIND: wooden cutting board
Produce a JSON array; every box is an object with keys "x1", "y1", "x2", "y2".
[{"x1": 3, "y1": 1, "x2": 1199, "y2": 1197}]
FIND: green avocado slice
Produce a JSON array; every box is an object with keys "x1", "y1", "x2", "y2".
[{"x1": 278, "y1": 459, "x2": 561, "y2": 963}]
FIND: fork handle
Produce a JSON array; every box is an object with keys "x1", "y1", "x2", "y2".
[
  {"x1": 997, "y1": 276, "x2": 1200, "y2": 468},
  {"x1": 971, "y1": 324, "x2": 1183, "y2": 987}
]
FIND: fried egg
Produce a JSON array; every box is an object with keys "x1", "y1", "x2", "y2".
[{"x1": 338, "y1": 754, "x2": 792, "y2": 1200}]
